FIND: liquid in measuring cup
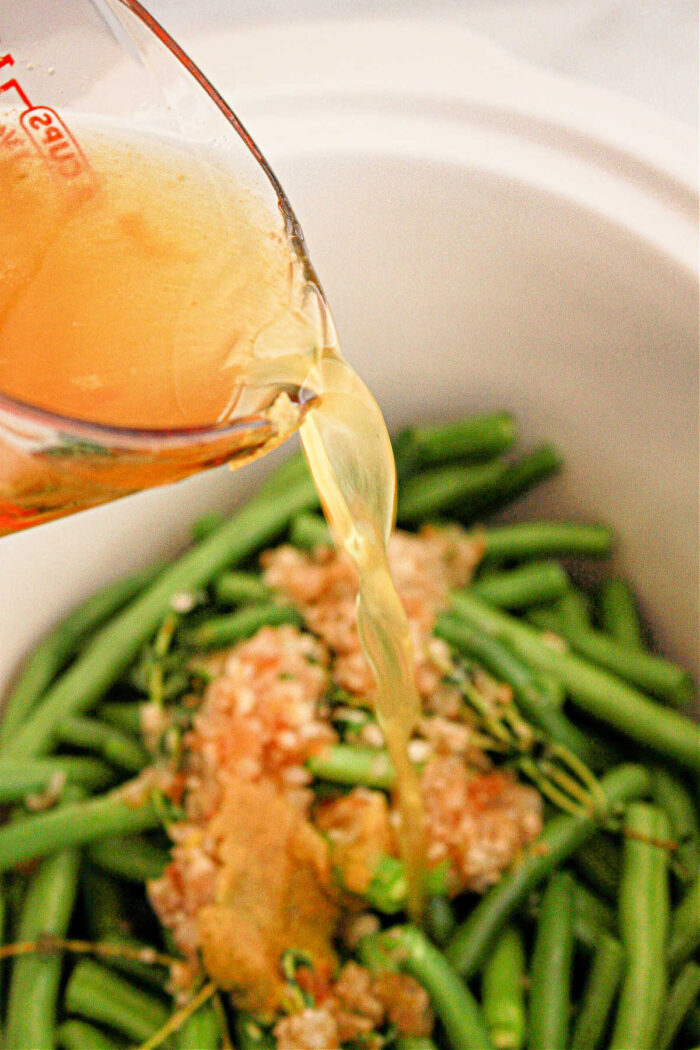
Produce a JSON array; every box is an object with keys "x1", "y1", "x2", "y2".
[
  {"x1": 0, "y1": 124, "x2": 427, "y2": 912},
  {"x1": 0, "y1": 127, "x2": 326, "y2": 531}
]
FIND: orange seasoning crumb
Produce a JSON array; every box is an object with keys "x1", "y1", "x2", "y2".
[{"x1": 197, "y1": 778, "x2": 339, "y2": 1018}]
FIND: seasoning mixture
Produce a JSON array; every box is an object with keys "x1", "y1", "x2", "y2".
[{"x1": 147, "y1": 526, "x2": 542, "y2": 1047}]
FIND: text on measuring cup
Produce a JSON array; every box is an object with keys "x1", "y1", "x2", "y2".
[{"x1": 0, "y1": 41, "x2": 94, "y2": 184}]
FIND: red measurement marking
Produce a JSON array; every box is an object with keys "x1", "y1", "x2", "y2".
[
  {"x1": 0, "y1": 76, "x2": 32, "y2": 109},
  {"x1": 20, "y1": 106, "x2": 93, "y2": 183},
  {"x1": 0, "y1": 48, "x2": 35, "y2": 160},
  {"x1": 0, "y1": 43, "x2": 94, "y2": 185},
  {"x1": 0, "y1": 56, "x2": 34, "y2": 161}
]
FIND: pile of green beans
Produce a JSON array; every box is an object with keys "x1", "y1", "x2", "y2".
[{"x1": 0, "y1": 411, "x2": 696, "y2": 1050}]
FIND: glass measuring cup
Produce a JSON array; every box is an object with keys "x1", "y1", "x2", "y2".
[{"x1": 0, "y1": 0, "x2": 334, "y2": 535}]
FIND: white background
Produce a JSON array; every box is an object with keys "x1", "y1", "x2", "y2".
[{"x1": 146, "y1": 0, "x2": 698, "y2": 126}]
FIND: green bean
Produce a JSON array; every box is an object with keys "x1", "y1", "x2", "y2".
[
  {"x1": 610, "y1": 803, "x2": 671, "y2": 1050},
  {"x1": 87, "y1": 835, "x2": 169, "y2": 882},
  {"x1": 667, "y1": 872, "x2": 700, "y2": 975},
  {"x1": 401, "y1": 411, "x2": 517, "y2": 466},
  {"x1": 6, "y1": 470, "x2": 318, "y2": 759},
  {"x1": 572, "y1": 880, "x2": 617, "y2": 941},
  {"x1": 559, "y1": 588, "x2": 593, "y2": 630},
  {"x1": 81, "y1": 866, "x2": 167, "y2": 989},
  {"x1": 470, "y1": 560, "x2": 569, "y2": 610},
  {"x1": 446, "y1": 764, "x2": 650, "y2": 978},
  {"x1": 651, "y1": 766, "x2": 700, "y2": 882},
  {"x1": 289, "y1": 511, "x2": 333, "y2": 549},
  {"x1": 569, "y1": 909, "x2": 614, "y2": 956},
  {"x1": 182, "y1": 602, "x2": 302, "y2": 650},
  {"x1": 524, "y1": 607, "x2": 558, "y2": 631},
  {"x1": 0, "y1": 788, "x2": 159, "y2": 873},
  {"x1": 397, "y1": 457, "x2": 509, "y2": 524},
  {"x1": 56, "y1": 715, "x2": 149, "y2": 773},
  {"x1": 396, "y1": 1039, "x2": 438, "y2": 1050},
  {"x1": 0, "y1": 566, "x2": 161, "y2": 748},
  {"x1": 307, "y1": 743, "x2": 396, "y2": 790},
  {"x1": 536, "y1": 672, "x2": 566, "y2": 708},
  {"x1": 392, "y1": 426, "x2": 422, "y2": 479},
  {"x1": 435, "y1": 613, "x2": 594, "y2": 762},
  {"x1": 57, "y1": 1020, "x2": 123, "y2": 1050},
  {"x1": 426, "y1": 895, "x2": 456, "y2": 947},
  {"x1": 572, "y1": 833, "x2": 621, "y2": 902},
  {"x1": 213, "y1": 570, "x2": 270, "y2": 606},
  {"x1": 343, "y1": 852, "x2": 443, "y2": 914},
  {"x1": 540, "y1": 881, "x2": 616, "y2": 949},
  {"x1": 481, "y1": 926, "x2": 526, "y2": 1050},
  {"x1": 528, "y1": 871, "x2": 575, "y2": 1050},
  {"x1": 103, "y1": 934, "x2": 169, "y2": 992},
  {"x1": 5, "y1": 870, "x2": 27, "y2": 948},
  {"x1": 456, "y1": 444, "x2": 563, "y2": 523},
  {"x1": 481, "y1": 521, "x2": 612, "y2": 562},
  {"x1": 97, "y1": 701, "x2": 143, "y2": 736},
  {"x1": 657, "y1": 961, "x2": 700, "y2": 1050},
  {"x1": 364, "y1": 855, "x2": 449, "y2": 914},
  {"x1": 4, "y1": 846, "x2": 81, "y2": 1050},
  {"x1": 0, "y1": 756, "x2": 114, "y2": 803},
  {"x1": 356, "y1": 932, "x2": 399, "y2": 974},
  {"x1": 571, "y1": 932, "x2": 625, "y2": 1050},
  {"x1": 190, "y1": 512, "x2": 225, "y2": 542},
  {"x1": 64, "y1": 958, "x2": 169, "y2": 1043},
  {"x1": 378, "y1": 925, "x2": 493, "y2": 1050},
  {"x1": 448, "y1": 592, "x2": 700, "y2": 771},
  {"x1": 527, "y1": 606, "x2": 694, "y2": 706},
  {"x1": 598, "y1": 577, "x2": 644, "y2": 649},
  {"x1": 82, "y1": 865, "x2": 125, "y2": 939},
  {"x1": 176, "y1": 1002, "x2": 221, "y2": 1049}
]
